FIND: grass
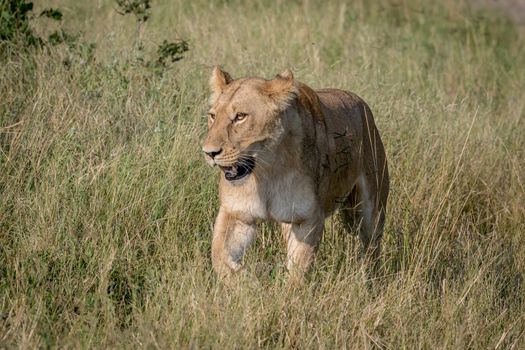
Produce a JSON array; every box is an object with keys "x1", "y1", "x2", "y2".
[{"x1": 1, "y1": 0, "x2": 524, "y2": 348}]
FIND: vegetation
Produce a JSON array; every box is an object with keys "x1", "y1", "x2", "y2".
[
  {"x1": 1, "y1": 0, "x2": 524, "y2": 348},
  {"x1": 0, "y1": 0, "x2": 63, "y2": 46}
]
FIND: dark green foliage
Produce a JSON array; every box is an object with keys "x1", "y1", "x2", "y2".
[
  {"x1": 0, "y1": 1, "x2": 95, "y2": 66},
  {"x1": 0, "y1": 0, "x2": 63, "y2": 46},
  {"x1": 114, "y1": 0, "x2": 189, "y2": 73},
  {"x1": 0, "y1": 0, "x2": 39, "y2": 45},
  {"x1": 156, "y1": 39, "x2": 189, "y2": 66},
  {"x1": 115, "y1": 0, "x2": 150, "y2": 22},
  {"x1": 39, "y1": 8, "x2": 62, "y2": 21},
  {"x1": 0, "y1": 0, "x2": 92, "y2": 62}
]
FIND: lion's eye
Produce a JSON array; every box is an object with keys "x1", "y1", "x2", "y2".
[
  {"x1": 234, "y1": 112, "x2": 247, "y2": 123},
  {"x1": 208, "y1": 113, "x2": 216, "y2": 122}
]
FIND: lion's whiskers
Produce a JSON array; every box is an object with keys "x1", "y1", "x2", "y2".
[{"x1": 237, "y1": 156, "x2": 264, "y2": 182}]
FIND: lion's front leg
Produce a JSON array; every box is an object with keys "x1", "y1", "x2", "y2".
[
  {"x1": 282, "y1": 210, "x2": 324, "y2": 274},
  {"x1": 211, "y1": 208, "x2": 256, "y2": 277}
]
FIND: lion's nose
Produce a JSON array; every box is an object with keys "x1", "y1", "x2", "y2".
[{"x1": 203, "y1": 147, "x2": 223, "y2": 159}]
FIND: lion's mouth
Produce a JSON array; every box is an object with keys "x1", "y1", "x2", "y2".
[{"x1": 220, "y1": 157, "x2": 256, "y2": 181}]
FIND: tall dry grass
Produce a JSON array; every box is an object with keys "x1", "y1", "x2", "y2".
[{"x1": 1, "y1": 0, "x2": 524, "y2": 348}]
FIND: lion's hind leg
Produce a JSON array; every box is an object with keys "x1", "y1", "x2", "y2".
[
  {"x1": 339, "y1": 184, "x2": 360, "y2": 234},
  {"x1": 340, "y1": 175, "x2": 386, "y2": 262},
  {"x1": 357, "y1": 174, "x2": 386, "y2": 262}
]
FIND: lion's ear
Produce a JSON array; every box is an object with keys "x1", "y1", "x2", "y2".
[
  {"x1": 276, "y1": 69, "x2": 293, "y2": 81},
  {"x1": 209, "y1": 66, "x2": 233, "y2": 94},
  {"x1": 265, "y1": 69, "x2": 297, "y2": 109}
]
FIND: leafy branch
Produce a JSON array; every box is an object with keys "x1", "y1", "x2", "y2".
[{"x1": 114, "y1": 0, "x2": 189, "y2": 74}]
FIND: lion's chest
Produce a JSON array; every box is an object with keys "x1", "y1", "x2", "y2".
[
  {"x1": 266, "y1": 171, "x2": 317, "y2": 223},
  {"x1": 221, "y1": 171, "x2": 317, "y2": 223}
]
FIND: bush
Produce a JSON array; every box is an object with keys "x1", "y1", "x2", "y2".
[{"x1": 0, "y1": 0, "x2": 63, "y2": 46}]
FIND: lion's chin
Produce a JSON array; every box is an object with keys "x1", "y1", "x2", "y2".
[{"x1": 219, "y1": 157, "x2": 256, "y2": 181}]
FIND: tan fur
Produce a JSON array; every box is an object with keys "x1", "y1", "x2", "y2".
[{"x1": 203, "y1": 67, "x2": 389, "y2": 276}]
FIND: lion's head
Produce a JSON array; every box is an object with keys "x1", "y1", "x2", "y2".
[{"x1": 202, "y1": 66, "x2": 298, "y2": 182}]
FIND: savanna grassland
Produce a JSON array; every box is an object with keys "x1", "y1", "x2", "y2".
[{"x1": 1, "y1": 0, "x2": 525, "y2": 348}]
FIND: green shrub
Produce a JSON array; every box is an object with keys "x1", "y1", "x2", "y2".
[{"x1": 0, "y1": 0, "x2": 62, "y2": 46}]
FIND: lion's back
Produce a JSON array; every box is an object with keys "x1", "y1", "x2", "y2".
[
  {"x1": 315, "y1": 88, "x2": 370, "y2": 157},
  {"x1": 316, "y1": 88, "x2": 369, "y2": 128}
]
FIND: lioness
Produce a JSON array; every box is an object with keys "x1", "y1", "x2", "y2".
[{"x1": 203, "y1": 67, "x2": 389, "y2": 276}]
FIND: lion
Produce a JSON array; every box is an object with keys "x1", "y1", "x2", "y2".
[{"x1": 203, "y1": 66, "x2": 389, "y2": 276}]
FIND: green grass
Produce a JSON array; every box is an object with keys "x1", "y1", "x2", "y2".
[{"x1": 1, "y1": 0, "x2": 524, "y2": 348}]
